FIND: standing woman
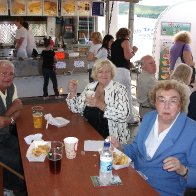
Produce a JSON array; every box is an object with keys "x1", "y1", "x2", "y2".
[
  {"x1": 87, "y1": 32, "x2": 102, "y2": 82},
  {"x1": 169, "y1": 31, "x2": 195, "y2": 84},
  {"x1": 41, "y1": 38, "x2": 61, "y2": 100},
  {"x1": 87, "y1": 34, "x2": 114, "y2": 61},
  {"x1": 111, "y1": 28, "x2": 138, "y2": 125}
]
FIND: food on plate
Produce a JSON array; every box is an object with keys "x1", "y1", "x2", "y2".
[
  {"x1": 161, "y1": 73, "x2": 169, "y2": 80},
  {"x1": 32, "y1": 144, "x2": 49, "y2": 157},
  {"x1": 113, "y1": 152, "x2": 128, "y2": 165}
]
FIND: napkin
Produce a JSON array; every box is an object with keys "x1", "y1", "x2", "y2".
[
  {"x1": 24, "y1": 133, "x2": 43, "y2": 145},
  {"x1": 44, "y1": 113, "x2": 70, "y2": 129},
  {"x1": 84, "y1": 140, "x2": 104, "y2": 152}
]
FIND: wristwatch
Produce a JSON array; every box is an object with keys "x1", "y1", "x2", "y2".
[{"x1": 10, "y1": 117, "x2": 15, "y2": 125}]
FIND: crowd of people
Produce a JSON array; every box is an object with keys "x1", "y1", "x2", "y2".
[{"x1": 1, "y1": 24, "x2": 196, "y2": 196}]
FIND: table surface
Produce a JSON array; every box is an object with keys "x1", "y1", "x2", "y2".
[{"x1": 16, "y1": 103, "x2": 159, "y2": 196}]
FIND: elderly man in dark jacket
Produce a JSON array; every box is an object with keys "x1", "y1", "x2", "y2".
[{"x1": 0, "y1": 60, "x2": 24, "y2": 194}]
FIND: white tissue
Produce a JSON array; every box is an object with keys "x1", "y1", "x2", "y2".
[
  {"x1": 24, "y1": 133, "x2": 43, "y2": 145},
  {"x1": 44, "y1": 113, "x2": 70, "y2": 129}
]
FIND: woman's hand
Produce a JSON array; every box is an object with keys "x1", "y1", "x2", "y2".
[
  {"x1": 163, "y1": 156, "x2": 187, "y2": 176},
  {"x1": 67, "y1": 80, "x2": 78, "y2": 98},
  {"x1": 109, "y1": 136, "x2": 123, "y2": 151}
]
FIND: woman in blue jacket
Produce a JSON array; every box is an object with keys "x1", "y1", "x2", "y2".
[{"x1": 111, "y1": 79, "x2": 196, "y2": 196}]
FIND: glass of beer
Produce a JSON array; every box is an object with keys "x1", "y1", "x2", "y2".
[
  {"x1": 47, "y1": 141, "x2": 64, "y2": 174},
  {"x1": 32, "y1": 106, "x2": 44, "y2": 129}
]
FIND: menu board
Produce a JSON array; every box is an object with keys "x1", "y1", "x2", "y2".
[
  {"x1": 27, "y1": 0, "x2": 42, "y2": 16},
  {"x1": 61, "y1": 0, "x2": 76, "y2": 16},
  {"x1": 77, "y1": 1, "x2": 91, "y2": 16},
  {"x1": 10, "y1": 0, "x2": 26, "y2": 16},
  {"x1": 0, "y1": 0, "x2": 8, "y2": 15},
  {"x1": 43, "y1": 0, "x2": 58, "y2": 16},
  {"x1": 158, "y1": 40, "x2": 173, "y2": 80}
]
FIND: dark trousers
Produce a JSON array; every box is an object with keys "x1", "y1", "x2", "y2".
[
  {"x1": 43, "y1": 68, "x2": 59, "y2": 97},
  {"x1": 0, "y1": 135, "x2": 24, "y2": 190},
  {"x1": 88, "y1": 68, "x2": 94, "y2": 83}
]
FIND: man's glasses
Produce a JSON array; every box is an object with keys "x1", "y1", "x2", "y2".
[
  {"x1": 156, "y1": 96, "x2": 180, "y2": 106},
  {"x1": 0, "y1": 72, "x2": 14, "y2": 78}
]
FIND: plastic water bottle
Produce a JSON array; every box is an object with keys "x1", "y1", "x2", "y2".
[{"x1": 99, "y1": 139, "x2": 113, "y2": 186}]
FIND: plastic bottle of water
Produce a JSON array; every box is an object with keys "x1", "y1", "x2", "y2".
[{"x1": 99, "y1": 139, "x2": 113, "y2": 186}]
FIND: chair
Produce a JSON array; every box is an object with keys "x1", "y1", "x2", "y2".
[{"x1": 0, "y1": 161, "x2": 24, "y2": 195}]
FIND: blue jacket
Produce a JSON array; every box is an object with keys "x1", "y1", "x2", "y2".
[{"x1": 123, "y1": 111, "x2": 196, "y2": 196}]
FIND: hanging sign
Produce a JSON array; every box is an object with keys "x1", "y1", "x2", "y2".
[
  {"x1": 161, "y1": 22, "x2": 191, "y2": 36},
  {"x1": 61, "y1": 0, "x2": 76, "y2": 16},
  {"x1": 77, "y1": 1, "x2": 91, "y2": 16},
  {"x1": 92, "y1": 1, "x2": 104, "y2": 16},
  {"x1": 10, "y1": 0, "x2": 26, "y2": 16},
  {"x1": 0, "y1": 0, "x2": 8, "y2": 15},
  {"x1": 27, "y1": 0, "x2": 42, "y2": 16},
  {"x1": 43, "y1": 0, "x2": 58, "y2": 16}
]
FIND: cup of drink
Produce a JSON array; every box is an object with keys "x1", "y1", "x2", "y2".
[
  {"x1": 32, "y1": 106, "x2": 44, "y2": 129},
  {"x1": 63, "y1": 137, "x2": 79, "y2": 159},
  {"x1": 47, "y1": 141, "x2": 64, "y2": 174},
  {"x1": 86, "y1": 90, "x2": 95, "y2": 98}
]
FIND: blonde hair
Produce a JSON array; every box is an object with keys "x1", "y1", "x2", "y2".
[
  {"x1": 149, "y1": 79, "x2": 188, "y2": 112},
  {"x1": 91, "y1": 59, "x2": 116, "y2": 80},
  {"x1": 90, "y1": 32, "x2": 102, "y2": 44},
  {"x1": 174, "y1": 31, "x2": 191, "y2": 44},
  {"x1": 170, "y1": 63, "x2": 192, "y2": 85}
]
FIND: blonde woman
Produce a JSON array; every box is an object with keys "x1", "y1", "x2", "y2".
[
  {"x1": 170, "y1": 63, "x2": 193, "y2": 113},
  {"x1": 169, "y1": 31, "x2": 195, "y2": 84},
  {"x1": 66, "y1": 59, "x2": 130, "y2": 144}
]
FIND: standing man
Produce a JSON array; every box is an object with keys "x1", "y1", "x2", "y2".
[
  {"x1": 14, "y1": 17, "x2": 27, "y2": 58},
  {"x1": 136, "y1": 55, "x2": 157, "y2": 120},
  {"x1": 0, "y1": 60, "x2": 24, "y2": 194},
  {"x1": 23, "y1": 21, "x2": 38, "y2": 58},
  {"x1": 111, "y1": 28, "x2": 138, "y2": 126}
]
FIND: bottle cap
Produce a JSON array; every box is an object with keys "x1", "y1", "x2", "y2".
[{"x1": 104, "y1": 139, "x2": 110, "y2": 147}]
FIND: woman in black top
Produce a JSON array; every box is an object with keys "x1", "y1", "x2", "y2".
[{"x1": 41, "y1": 38, "x2": 60, "y2": 100}]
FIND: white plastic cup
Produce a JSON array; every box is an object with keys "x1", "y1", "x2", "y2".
[
  {"x1": 63, "y1": 137, "x2": 79, "y2": 159},
  {"x1": 86, "y1": 90, "x2": 95, "y2": 98}
]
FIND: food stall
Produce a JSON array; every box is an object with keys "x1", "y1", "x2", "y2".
[{"x1": 0, "y1": 0, "x2": 141, "y2": 97}]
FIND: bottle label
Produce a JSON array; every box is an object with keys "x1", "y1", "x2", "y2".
[{"x1": 100, "y1": 157, "x2": 113, "y2": 173}]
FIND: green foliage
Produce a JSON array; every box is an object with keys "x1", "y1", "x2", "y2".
[{"x1": 119, "y1": 3, "x2": 168, "y2": 18}]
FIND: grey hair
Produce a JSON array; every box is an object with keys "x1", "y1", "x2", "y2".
[{"x1": 0, "y1": 60, "x2": 14, "y2": 70}]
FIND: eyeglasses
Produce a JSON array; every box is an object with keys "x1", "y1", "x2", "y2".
[
  {"x1": 0, "y1": 72, "x2": 14, "y2": 78},
  {"x1": 156, "y1": 96, "x2": 180, "y2": 106}
]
